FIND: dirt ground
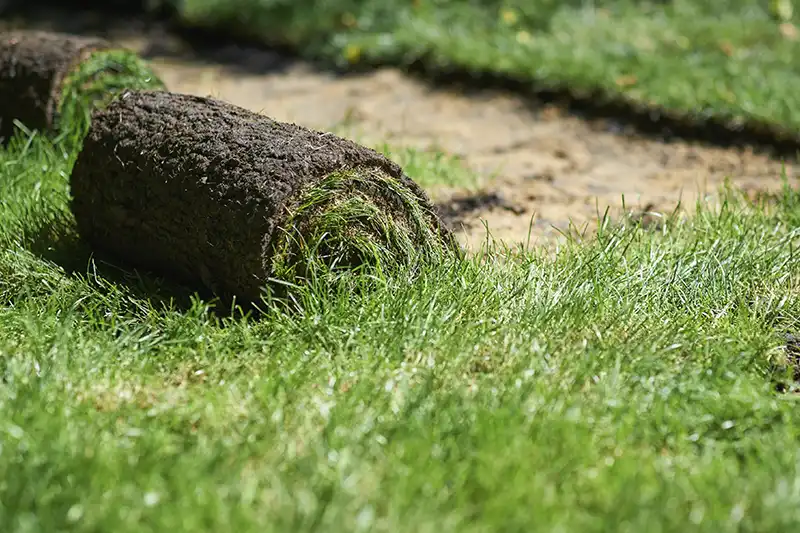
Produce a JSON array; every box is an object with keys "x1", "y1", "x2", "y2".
[{"x1": 7, "y1": 10, "x2": 798, "y2": 250}]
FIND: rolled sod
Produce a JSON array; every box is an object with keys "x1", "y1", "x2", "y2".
[
  {"x1": 70, "y1": 90, "x2": 459, "y2": 304},
  {"x1": 0, "y1": 30, "x2": 164, "y2": 144}
]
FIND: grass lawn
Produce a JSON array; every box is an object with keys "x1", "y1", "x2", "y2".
[
  {"x1": 164, "y1": 0, "x2": 800, "y2": 135},
  {"x1": 3, "y1": 1, "x2": 800, "y2": 530},
  {"x1": 3, "y1": 121, "x2": 800, "y2": 530}
]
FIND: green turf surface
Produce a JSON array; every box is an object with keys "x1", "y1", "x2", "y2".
[
  {"x1": 161, "y1": 0, "x2": 800, "y2": 136},
  {"x1": 3, "y1": 123, "x2": 800, "y2": 530}
]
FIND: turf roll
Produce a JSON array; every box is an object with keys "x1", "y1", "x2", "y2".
[
  {"x1": 70, "y1": 90, "x2": 458, "y2": 304},
  {"x1": 0, "y1": 30, "x2": 164, "y2": 145}
]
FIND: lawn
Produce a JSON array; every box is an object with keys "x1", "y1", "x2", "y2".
[
  {"x1": 163, "y1": 0, "x2": 800, "y2": 137},
  {"x1": 3, "y1": 1, "x2": 800, "y2": 531},
  {"x1": 3, "y1": 124, "x2": 800, "y2": 531}
]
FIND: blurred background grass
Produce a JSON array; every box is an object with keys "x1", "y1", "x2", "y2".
[{"x1": 147, "y1": 0, "x2": 800, "y2": 137}]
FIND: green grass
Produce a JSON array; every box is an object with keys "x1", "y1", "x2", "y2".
[
  {"x1": 327, "y1": 120, "x2": 485, "y2": 195},
  {"x1": 156, "y1": 0, "x2": 800, "y2": 134},
  {"x1": 4, "y1": 121, "x2": 800, "y2": 530},
  {"x1": 57, "y1": 48, "x2": 164, "y2": 149},
  {"x1": 370, "y1": 143, "x2": 482, "y2": 195}
]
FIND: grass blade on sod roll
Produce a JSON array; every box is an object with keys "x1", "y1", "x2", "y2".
[
  {"x1": 70, "y1": 90, "x2": 459, "y2": 306},
  {"x1": 0, "y1": 30, "x2": 164, "y2": 147}
]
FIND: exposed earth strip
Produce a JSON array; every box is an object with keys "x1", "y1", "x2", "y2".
[{"x1": 6, "y1": 11, "x2": 797, "y2": 250}]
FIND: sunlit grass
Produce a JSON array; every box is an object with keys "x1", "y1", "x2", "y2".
[{"x1": 2, "y1": 129, "x2": 800, "y2": 530}]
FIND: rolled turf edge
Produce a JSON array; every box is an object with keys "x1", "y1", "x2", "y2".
[
  {"x1": 70, "y1": 90, "x2": 460, "y2": 305},
  {"x1": 0, "y1": 30, "x2": 164, "y2": 146}
]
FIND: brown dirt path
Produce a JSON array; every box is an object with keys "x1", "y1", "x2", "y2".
[{"x1": 7, "y1": 11, "x2": 798, "y2": 250}]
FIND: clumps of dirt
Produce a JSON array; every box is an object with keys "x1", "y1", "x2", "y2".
[
  {"x1": 774, "y1": 333, "x2": 800, "y2": 393},
  {"x1": 0, "y1": 29, "x2": 163, "y2": 145},
  {"x1": 436, "y1": 191, "x2": 526, "y2": 230},
  {"x1": 70, "y1": 90, "x2": 458, "y2": 306}
]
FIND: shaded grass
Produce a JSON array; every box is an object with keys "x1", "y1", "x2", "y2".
[
  {"x1": 149, "y1": 0, "x2": 800, "y2": 142},
  {"x1": 4, "y1": 126, "x2": 800, "y2": 530}
]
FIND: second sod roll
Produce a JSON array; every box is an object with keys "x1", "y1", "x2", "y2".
[{"x1": 0, "y1": 30, "x2": 164, "y2": 144}]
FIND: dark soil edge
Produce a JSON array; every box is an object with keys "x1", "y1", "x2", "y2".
[
  {"x1": 400, "y1": 57, "x2": 800, "y2": 160},
  {"x1": 4, "y1": 1, "x2": 800, "y2": 160}
]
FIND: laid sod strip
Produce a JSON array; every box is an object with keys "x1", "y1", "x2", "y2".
[
  {"x1": 0, "y1": 30, "x2": 164, "y2": 145},
  {"x1": 70, "y1": 90, "x2": 458, "y2": 305},
  {"x1": 123, "y1": 0, "x2": 800, "y2": 152}
]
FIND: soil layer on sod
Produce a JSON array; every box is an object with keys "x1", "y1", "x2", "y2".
[
  {"x1": 0, "y1": 30, "x2": 164, "y2": 144},
  {"x1": 70, "y1": 90, "x2": 457, "y2": 305}
]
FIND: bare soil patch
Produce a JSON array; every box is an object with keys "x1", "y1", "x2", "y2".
[{"x1": 5, "y1": 10, "x2": 797, "y2": 250}]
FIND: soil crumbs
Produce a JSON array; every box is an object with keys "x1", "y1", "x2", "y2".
[{"x1": 7, "y1": 12, "x2": 798, "y2": 251}]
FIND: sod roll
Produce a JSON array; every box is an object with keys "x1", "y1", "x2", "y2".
[
  {"x1": 0, "y1": 30, "x2": 164, "y2": 144},
  {"x1": 70, "y1": 90, "x2": 458, "y2": 304}
]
